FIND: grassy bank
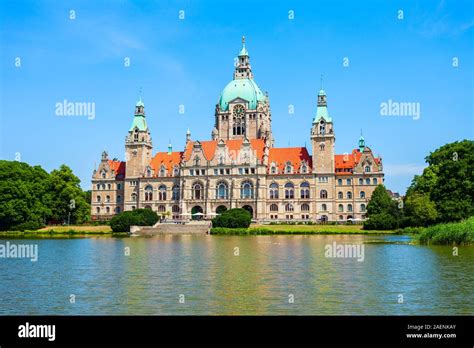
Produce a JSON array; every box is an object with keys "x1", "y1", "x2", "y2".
[
  {"x1": 417, "y1": 217, "x2": 474, "y2": 245},
  {"x1": 0, "y1": 225, "x2": 129, "y2": 237},
  {"x1": 211, "y1": 224, "x2": 395, "y2": 235}
]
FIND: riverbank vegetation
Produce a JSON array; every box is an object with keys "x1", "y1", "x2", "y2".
[
  {"x1": 364, "y1": 140, "x2": 474, "y2": 236},
  {"x1": 110, "y1": 209, "x2": 159, "y2": 232},
  {"x1": 416, "y1": 217, "x2": 474, "y2": 245},
  {"x1": 0, "y1": 161, "x2": 90, "y2": 231},
  {"x1": 211, "y1": 224, "x2": 394, "y2": 235},
  {"x1": 211, "y1": 208, "x2": 251, "y2": 228}
]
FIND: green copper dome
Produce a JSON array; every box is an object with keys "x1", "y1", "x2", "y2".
[{"x1": 218, "y1": 78, "x2": 265, "y2": 111}]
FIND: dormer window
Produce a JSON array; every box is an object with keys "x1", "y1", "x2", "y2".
[
  {"x1": 101, "y1": 171, "x2": 106, "y2": 179},
  {"x1": 365, "y1": 166, "x2": 371, "y2": 173},
  {"x1": 284, "y1": 162, "x2": 293, "y2": 174},
  {"x1": 159, "y1": 165, "x2": 166, "y2": 177},
  {"x1": 194, "y1": 156, "x2": 201, "y2": 166},
  {"x1": 173, "y1": 166, "x2": 179, "y2": 176}
]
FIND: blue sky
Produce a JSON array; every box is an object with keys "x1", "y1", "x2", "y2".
[{"x1": 1, "y1": 0, "x2": 473, "y2": 194}]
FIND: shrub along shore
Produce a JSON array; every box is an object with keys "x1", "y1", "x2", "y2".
[{"x1": 416, "y1": 217, "x2": 473, "y2": 245}]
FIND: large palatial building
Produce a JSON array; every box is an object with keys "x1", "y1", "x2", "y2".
[{"x1": 91, "y1": 39, "x2": 384, "y2": 223}]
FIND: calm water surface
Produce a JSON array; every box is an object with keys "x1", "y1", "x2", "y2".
[{"x1": 0, "y1": 235, "x2": 473, "y2": 315}]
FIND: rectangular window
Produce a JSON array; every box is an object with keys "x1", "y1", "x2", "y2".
[
  {"x1": 214, "y1": 169, "x2": 218, "y2": 175},
  {"x1": 190, "y1": 169, "x2": 194, "y2": 176},
  {"x1": 238, "y1": 168, "x2": 243, "y2": 175},
  {"x1": 251, "y1": 168, "x2": 255, "y2": 174},
  {"x1": 220, "y1": 169, "x2": 224, "y2": 175},
  {"x1": 245, "y1": 168, "x2": 249, "y2": 174},
  {"x1": 226, "y1": 169, "x2": 230, "y2": 175}
]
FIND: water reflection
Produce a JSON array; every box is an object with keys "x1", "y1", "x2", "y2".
[{"x1": 0, "y1": 235, "x2": 472, "y2": 315}]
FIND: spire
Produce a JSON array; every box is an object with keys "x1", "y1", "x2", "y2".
[
  {"x1": 186, "y1": 128, "x2": 191, "y2": 143},
  {"x1": 168, "y1": 141, "x2": 172, "y2": 155},
  {"x1": 130, "y1": 97, "x2": 148, "y2": 131},
  {"x1": 313, "y1": 83, "x2": 331, "y2": 123},
  {"x1": 234, "y1": 36, "x2": 253, "y2": 79},
  {"x1": 239, "y1": 35, "x2": 248, "y2": 56},
  {"x1": 359, "y1": 131, "x2": 365, "y2": 152}
]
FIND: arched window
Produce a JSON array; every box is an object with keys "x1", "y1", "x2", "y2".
[
  {"x1": 338, "y1": 179, "x2": 342, "y2": 186},
  {"x1": 360, "y1": 204, "x2": 366, "y2": 212},
  {"x1": 101, "y1": 184, "x2": 105, "y2": 190},
  {"x1": 338, "y1": 204, "x2": 344, "y2": 212},
  {"x1": 106, "y1": 195, "x2": 110, "y2": 203},
  {"x1": 300, "y1": 163, "x2": 308, "y2": 173},
  {"x1": 347, "y1": 192, "x2": 352, "y2": 199},
  {"x1": 144, "y1": 185, "x2": 153, "y2": 201},
  {"x1": 96, "y1": 207, "x2": 100, "y2": 213},
  {"x1": 96, "y1": 184, "x2": 100, "y2": 190},
  {"x1": 319, "y1": 120, "x2": 326, "y2": 134},
  {"x1": 319, "y1": 142, "x2": 325, "y2": 151},
  {"x1": 131, "y1": 193, "x2": 137, "y2": 201},
  {"x1": 172, "y1": 185, "x2": 180, "y2": 200},
  {"x1": 134, "y1": 128, "x2": 139, "y2": 141},
  {"x1": 360, "y1": 191, "x2": 366, "y2": 199},
  {"x1": 270, "y1": 164, "x2": 277, "y2": 174},
  {"x1": 300, "y1": 182, "x2": 310, "y2": 199},
  {"x1": 346, "y1": 179, "x2": 351, "y2": 185},
  {"x1": 339, "y1": 215, "x2": 343, "y2": 220},
  {"x1": 285, "y1": 203, "x2": 294, "y2": 212},
  {"x1": 365, "y1": 166, "x2": 371, "y2": 172},
  {"x1": 106, "y1": 207, "x2": 110, "y2": 213},
  {"x1": 366, "y1": 178, "x2": 370, "y2": 185},
  {"x1": 347, "y1": 204, "x2": 353, "y2": 212},
  {"x1": 359, "y1": 178, "x2": 363, "y2": 185},
  {"x1": 216, "y1": 182, "x2": 228, "y2": 199},
  {"x1": 269, "y1": 183, "x2": 279, "y2": 199},
  {"x1": 373, "y1": 178, "x2": 378, "y2": 185},
  {"x1": 321, "y1": 203, "x2": 327, "y2": 211},
  {"x1": 284, "y1": 163, "x2": 293, "y2": 174},
  {"x1": 338, "y1": 191, "x2": 343, "y2": 199},
  {"x1": 301, "y1": 203, "x2": 310, "y2": 212},
  {"x1": 270, "y1": 204, "x2": 278, "y2": 212},
  {"x1": 158, "y1": 185, "x2": 167, "y2": 201},
  {"x1": 193, "y1": 182, "x2": 203, "y2": 200},
  {"x1": 158, "y1": 205, "x2": 166, "y2": 213},
  {"x1": 96, "y1": 195, "x2": 101, "y2": 203},
  {"x1": 116, "y1": 207, "x2": 121, "y2": 213},
  {"x1": 241, "y1": 181, "x2": 253, "y2": 199},
  {"x1": 194, "y1": 156, "x2": 201, "y2": 166},
  {"x1": 233, "y1": 105, "x2": 245, "y2": 135},
  {"x1": 284, "y1": 182, "x2": 294, "y2": 199},
  {"x1": 117, "y1": 195, "x2": 121, "y2": 203},
  {"x1": 107, "y1": 184, "x2": 111, "y2": 189},
  {"x1": 320, "y1": 190, "x2": 328, "y2": 199},
  {"x1": 172, "y1": 205, "x2": 180, "y2": 213},
  {"x1": 117, "y1": 183, "x2": 122, "y2": 190},
  {"x1": 101, "y1": 171, "x2": 106, "y2": 179}
]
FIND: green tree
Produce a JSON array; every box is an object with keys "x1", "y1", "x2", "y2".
[
  {"x1": 212, "y1": 208, "x2": 251, "y2": 228},
  {"x1": 364, "y1": 185, "x2": 400, "y2": 230},
  {"x1": 403, "y1": 193, "x2": 438, "y2": 227},
  {"x1": 45, "y1": 165, "x2": 90, "y2": 224},
  {"x1": 405, "y1": 140, "x2": 474, "y2": 223}
]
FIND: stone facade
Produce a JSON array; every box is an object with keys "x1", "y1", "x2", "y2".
[{"x1": 91, "y1": 38, "x2": 384, "y2": 223}]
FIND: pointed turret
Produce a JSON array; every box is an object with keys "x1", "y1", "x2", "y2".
[{"x1": 234, "y1": 36, "x2": 253, "y2": 79}]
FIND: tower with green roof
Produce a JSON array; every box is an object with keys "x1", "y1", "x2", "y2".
[
  {"x1": 213, "y1": 36, "x2": 273, "y2": 145},
  {"x1": 311, "y1": 84, "x2": 335, "y2": 174},
  {"x1": 125, "y1": 97, "x2": 153, "y2": 178}
]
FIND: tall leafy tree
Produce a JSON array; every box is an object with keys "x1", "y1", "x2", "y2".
[
  {"x1": 364, "y1": 185, "x2": 400, "y2": 230},
  {"x1": 405, "y1": 140, "x2": 473, "y2": 223}
]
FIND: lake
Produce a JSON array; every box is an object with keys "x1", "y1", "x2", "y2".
[{"x1": 0, "y1": 234, "x2": 472, "y2": 315}]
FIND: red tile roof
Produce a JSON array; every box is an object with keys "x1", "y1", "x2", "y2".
[
  {"x1": 150, "y1": 151, "x2": 183, "y2": 176},
  {"x1": 184, "y1": 139, "x2": 266, "y2": 162},
  {"x1": 108, "y1": 160, "x2": 126, "y2": 177},
  {"x1": 268, "y1": 147, "x2": 312, "y2": 173},
  {"x1": 334, "y1": 149, "x2": 382, "y2": 171}
]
